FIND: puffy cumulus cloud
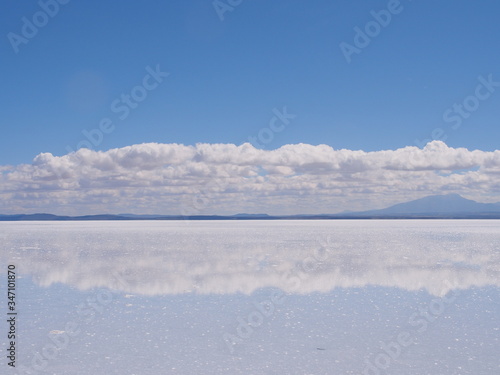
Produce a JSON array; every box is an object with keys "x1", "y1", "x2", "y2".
[{"x1": 0, "y1": 141, "x2": 499, "y2": 214}]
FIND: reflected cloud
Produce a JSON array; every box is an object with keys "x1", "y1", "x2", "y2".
[{"x1": 1, "y1": 221, "x2": 498, "y2": 296}]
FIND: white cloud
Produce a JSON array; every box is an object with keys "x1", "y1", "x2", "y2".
[{"x1": 1, "y1": 141, "x2": 499, "y2": 214}]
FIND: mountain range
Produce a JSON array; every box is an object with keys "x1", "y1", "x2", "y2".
[
  {"x1": 1, "y1": 194, "x2": 499, "y2": 220},
  {"x1": 345, "y1": 193, "x2": 500, "y2": 217}
]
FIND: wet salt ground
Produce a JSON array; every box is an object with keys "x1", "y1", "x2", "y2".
[{"x1": 0, "y1": 220, "x2": 498, "y2": 374}]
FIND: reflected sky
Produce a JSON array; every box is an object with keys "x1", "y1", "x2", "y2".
[{"x1": 0, "y1": 220, "x2": 498, "y2": 374}]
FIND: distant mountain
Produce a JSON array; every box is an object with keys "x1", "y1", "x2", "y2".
[
  {"x1": 1, "y1": 194, "x2": 500, "y2": 220},
  {"x1": 347, "y1": 193, "x2": 500, "y2": 217},
  {"x1": 233, "y1": 213, "x2": 270, "y2": 218},
  {"x1": 0, "y1": 213, "x2": 68, "y2": 221},
  {"x1": 0, "y1": 213, "x2": 132, "y2": 221},
  {"x1": 118, "y1": 213, "x2": 170, "y2": 219}
]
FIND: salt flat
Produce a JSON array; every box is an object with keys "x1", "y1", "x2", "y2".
[{"x1": 0, "y1": 220, "x2": 498, "y2": 374}]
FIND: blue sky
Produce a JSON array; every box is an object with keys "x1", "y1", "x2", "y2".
[
  {"x1": 2, "y1": 0, "x2": 500, "y2": 164},
  {"x1": 1, "y1": 0, "x2": 500, "y2": 214}
]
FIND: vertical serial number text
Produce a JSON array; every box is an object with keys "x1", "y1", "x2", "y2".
[{"x1": 7, "y1": 264, "x2": 17, "y2": 368}]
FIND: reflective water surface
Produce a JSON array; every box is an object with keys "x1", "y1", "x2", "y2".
[{"x1": 0, "y1": 220, "x2": 498, "y2": 374}]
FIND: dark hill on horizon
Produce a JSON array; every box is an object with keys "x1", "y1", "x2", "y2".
[
  {"x1": 1, "y1": 194, "x2": 500, "y2": 220},
  {"x1": 346, "y1": 193, "x2": 500, "y2": 217}
]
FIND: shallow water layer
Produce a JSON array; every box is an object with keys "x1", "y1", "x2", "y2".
[{"x1": 0, "y1": 220, "x2": 498, "y2": 374}]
